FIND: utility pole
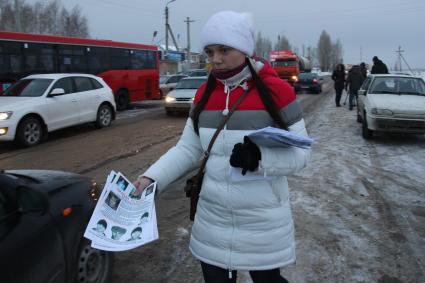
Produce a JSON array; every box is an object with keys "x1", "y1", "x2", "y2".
[
  {"x1": 396, "y1": 45, "x2": 414, "y2": 74},
  {"x1": 165, "y1": 6, "x2": 169, "y2": 53},
  {"x1": 395, "y1": 46, "x2": 404, "y2": 71},
  {"x1": 360, "y1": 46, "x2": 363, "y2": 63},
  {"x1": 165, "y1": 0, "x2": 177, "y2": 54},
  {"x1": 184, "y1": 17, "x2": 195, "y2": 66}
]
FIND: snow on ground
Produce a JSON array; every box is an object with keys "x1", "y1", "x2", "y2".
[{"x1": 239, "y1": 88, "x2": 425, "y2": 282}]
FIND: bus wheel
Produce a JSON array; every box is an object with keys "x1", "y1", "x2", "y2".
[
  {"x1": 116, "y1": 90, "x2": 129, "y2": 111},
  {"x1": 16, "y1": 116, "x2": 44, "y2": 147}
]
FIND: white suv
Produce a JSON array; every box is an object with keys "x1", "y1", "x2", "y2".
[{"x1": 0, "y1": 73, "x2": 116, "y2": 147}]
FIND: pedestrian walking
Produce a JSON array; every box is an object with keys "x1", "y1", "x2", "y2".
[
  {"x1": 133, "y1": 10, "x2": 311, "y2": 283},
  {"x1": 331, "y1": 63, "x2": 346, "y2": 107},
  {"x1": 345, "y1": 65, "x2": 364, "y2": 110},
  {"x1": 371, "y1": 56, "x2": 389, "y2": 74}
]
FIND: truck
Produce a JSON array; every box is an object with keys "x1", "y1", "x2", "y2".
[{"x1": 269, "y1": 50, "x2": 312, "y2": 86}]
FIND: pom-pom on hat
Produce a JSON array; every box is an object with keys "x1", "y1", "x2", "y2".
[{"x1": 201, "y1": 11, "x2": 254, "y2": 57}]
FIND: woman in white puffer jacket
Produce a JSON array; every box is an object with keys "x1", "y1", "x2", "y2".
[{"x1": 134, "y1": 11, "x2": 311, "y2": 283}]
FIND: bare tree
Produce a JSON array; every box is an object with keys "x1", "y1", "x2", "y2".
[
  {"x1": 39, "y1": 0, "x2": 61, "y2": 35},
  {"x1": 317, "y1": 30, "x2": 332, "y2": 71},
  {"x1": 274, "y1": 34, "x2": 291, "y2": 50},
  {"x1": 0, "y1": 0, "x2": 90, "y2": 38},
  {"x1": 0, "y1": 0, "x2": 16, "y2": 31},
  {"x1": 330, "y1": 38, "x2": 344, "y2": 67},
  {"x1": 255, "y1": 32, "x2": 272, "y2": 59},
  {"x1": 60, "y1": 5, "x2": 89, "y2": 37}
]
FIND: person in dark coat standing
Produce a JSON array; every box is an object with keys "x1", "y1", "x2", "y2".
[
  {"x1": 346, "y1": 65, "x2": 364, "y2": 110},
  {"x1": 360, "y1": 62, "x2": 368, "y2": 80},
  {"x1": 331, "y1": 63, "x2": 345, "y2": 107},
  {"x1": 371, "y1": 56, "x2": 389, "y2": 74}
]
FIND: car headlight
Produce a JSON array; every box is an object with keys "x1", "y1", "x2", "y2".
[
  {"x1": 0, "y1": 111, "x2": 13, "y2": 120},
  {"x1": 371, "y1": 108, "x2": 393, "y2": 116},
  {"x1": 291, "y1": 75, "x2": 298, "y2": 82},
  {"x1": 165, "y1": 96, "x2": 176, "y2": 103}
]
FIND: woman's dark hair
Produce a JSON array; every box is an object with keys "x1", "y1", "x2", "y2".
[{"x1": 191, "y1": 57, "x2": 288, "y2": 134}]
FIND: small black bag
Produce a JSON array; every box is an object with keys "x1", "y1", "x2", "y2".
[
  {"x1": 184, "y1": 86, "x2": 251, "y2": 221},
  {"x1": 184, "y1": 172, "x2": 204, "y2": 221}
]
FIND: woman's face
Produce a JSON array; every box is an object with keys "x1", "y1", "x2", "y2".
[{"x1": 204, "y1": 45, "x2": 246, "y2": 71}]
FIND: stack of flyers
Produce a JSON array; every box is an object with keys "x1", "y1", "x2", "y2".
[
  {"x1": 84, "y1": 171, "x2": 159, "y2": 251},
  {"x1": 248, "y1": 126, "x2": 314, "y2": 149}
]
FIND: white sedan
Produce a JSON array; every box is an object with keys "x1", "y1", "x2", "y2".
[
  {"x1": 357, "y1": 74, "x2": 425, "y2": 139},
  {"x1": 0, "y1": 73, "x2": 116, "y2": 146},
  {"x1": 164, "y1": 77, "x2": 207, "y2": 115}
]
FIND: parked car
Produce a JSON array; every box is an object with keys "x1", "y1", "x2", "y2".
[
  {"x1": 0, "y1": 73, "x2": 116, "y2": 147},
  {"x1": 357, "y1": 74, "x2": 425, "y2": 139},
  {"x1": 294, "y1": 72, "x2": 323, "y2": 94},
  {"x1": 164, "y1": 76, "x2": 207, "y2": 115},
  {"x1": 186, "y1": 69, "x2": 208, "y2": 77},
  {"x1": 0, "y1": 169, "x2": 113, "y2": 283},
  {"x1": 159, "y1": 74, "x2": 187, "y2": 97}
]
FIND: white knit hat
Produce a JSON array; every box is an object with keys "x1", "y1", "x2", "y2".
[{"x1": 201, "y1": 11, "x2": 254, "y2": 57}]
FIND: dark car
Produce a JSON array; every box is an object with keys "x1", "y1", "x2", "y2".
[
  {"x1": 0, "y1": 170, "x2": 113, "y2": 283},
  {"x1": 294, "y1": 72, "x2": 323, "y2": 94}
]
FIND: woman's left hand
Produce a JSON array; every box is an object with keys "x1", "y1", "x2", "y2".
[{"x1": 229, "y1": 136, "x2": 261, "y2": 175}]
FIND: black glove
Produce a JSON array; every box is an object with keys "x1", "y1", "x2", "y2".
[{"x1": 229, "y1": 136, "x2": 261, "y2": 175}]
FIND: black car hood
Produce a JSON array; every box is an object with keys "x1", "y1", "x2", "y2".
[{"x1": 4, "y1": 169, "x2": 89, "y2": 194}]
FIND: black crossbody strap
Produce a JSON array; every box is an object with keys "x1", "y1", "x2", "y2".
[{"x1": 196, "y1": 86, "x2": 252, "y2": 177}]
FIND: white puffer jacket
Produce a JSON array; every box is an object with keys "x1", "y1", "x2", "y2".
[{"x1": 143, "y1": 61, "x2": 310, "y2": 271}]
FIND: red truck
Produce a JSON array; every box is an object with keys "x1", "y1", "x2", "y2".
[{"x1": 270, "y1": 50, "x2": 311, "y2": 86}]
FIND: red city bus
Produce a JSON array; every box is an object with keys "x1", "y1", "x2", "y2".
[{"x1": 0, "y1": 31, "x2": 160, "y2": 110}]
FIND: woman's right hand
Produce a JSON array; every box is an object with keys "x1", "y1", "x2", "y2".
[{"x1": 132, "y1": 176, "x2": 154, "y2": 196}]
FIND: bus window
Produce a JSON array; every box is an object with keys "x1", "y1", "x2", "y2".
[
  {"x1": 58, "y1": 45, "x2": 87, "y2": 73},
  {"x1": 1, "y1": 41, "x2": 23, "y2": 74},
  {"x1": 24, "y1": 43, "x2": 55, "y2": 73},
  {"x1": 88, "y1": 47, "x2": 110, "y2": 74},
  {"x1": 110, "y1": 48, "x2": 130, "y2": 69},
  {"x1": 131, "y1": 50, "x2": 157, "y2": 70}
]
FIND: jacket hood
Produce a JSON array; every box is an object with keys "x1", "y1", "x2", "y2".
[{"x1": 257, "y1": 59, "x2": 279, "y2": 80}]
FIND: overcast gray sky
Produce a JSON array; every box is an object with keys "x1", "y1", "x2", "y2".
[{"x1": 28, "y1": 0, "x2": 425, "y2": 69}]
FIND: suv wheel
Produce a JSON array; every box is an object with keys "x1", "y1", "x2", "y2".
[
  {"x1": 16, "y1": 117, "x2": 44, "y2": 147},
  {"x1": 96, "y1": 105, "x2": 113, "y2": 128}
]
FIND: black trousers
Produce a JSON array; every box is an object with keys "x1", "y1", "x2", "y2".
[
  {"x1": 200, "y1": 261, "x2": 289, "y2": 283},
  {"x1": 335, "y1": 87, "x2": 343, "y2": 106},
  {"x1": 349, "y1": 89, "x2": 359, "y2": 110}
]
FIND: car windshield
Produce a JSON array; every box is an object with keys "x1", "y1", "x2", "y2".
[
  {"x1": 272, "y1": 60, "x2": 297, "y2": 67},
  {"x1": 370, "y1": 77, "x2": 425, "y2": 95},
  {"x1": 159, "y1": 76, "x2": 170, "y2": 84},
  {"x1": 2, "y1": 79, "x2": 53, "y2": 97},
  {"x1": 175, "y1": 79, "x2": 206, "y2": 89}
]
